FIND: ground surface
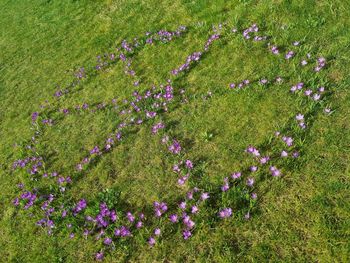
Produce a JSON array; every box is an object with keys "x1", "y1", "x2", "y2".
[{"x1": 0, "y1": 0, "x2": 349, "y2": 262}]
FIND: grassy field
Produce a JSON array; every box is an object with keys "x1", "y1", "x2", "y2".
[{"x1": 0, "y1": 0, "x2": 349, "y2": 262}]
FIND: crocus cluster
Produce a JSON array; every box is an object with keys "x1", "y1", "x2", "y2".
[{"x1": 171, "y1": 52, "x2": 202, "y2": 75}]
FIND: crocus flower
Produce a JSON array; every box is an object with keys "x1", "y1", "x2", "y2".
[
  {"x1": 185, "y1": 160, "x2": 193, "y2": 169},
  {"x1": 270, "y1": 166, "x2": 281, "y2": 177},
  {"x1": 154, "y1": 228, "x2": 161, "y2": 236},
  {"x1": 201, "y1": 192, "x2": 210, "y2": 201},
  {"x1": 183, "y1": 229, "x2": 192, "y2": 240},
  {"x1": 281, "y1": 150, "x2": 288, "y2": 157},
  {"x1": 169, "y1": 214, "x2": 178, "y2": 223},
  {"x1": 191, "y1": 206, "x2": 199, "y2": 214},
  {"x1": 218, "y1": 208, "x2": 232, "y2": 218},
  {"x1": 148, "y1": 236, "x2": 156, "y2": 246},
  {"x1": 231, "y1": 172, "x2": 242, "y2": 179},
  {"x1": 104, "y1": 237, "x2": 112, "y2": 245},
  {"x1": 246, "y1": 178, "x2": 254, "y2": 187},
  {"x1": 296, "y1": 114, "x2": 304, "y2": 121}
]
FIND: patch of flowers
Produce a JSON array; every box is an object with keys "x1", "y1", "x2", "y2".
[{"x1": 10, "y1": 22, "x2": 333, "y2": 261}]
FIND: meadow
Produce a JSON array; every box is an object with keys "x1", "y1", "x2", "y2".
[{"x1": 0, "y1": 0, "x2": 349, "y2": 262}]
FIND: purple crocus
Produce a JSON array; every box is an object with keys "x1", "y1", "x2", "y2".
[
  {"x1": 218, "y1": 208, "x2": 232, "y2": 218},
  {"x1": 183, "y1": 229, "x2": 192, "y2": 240}
]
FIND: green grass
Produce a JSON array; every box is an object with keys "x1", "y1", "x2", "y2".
[{"x1": 1, "y1": 0, "x2": 349, "y2": 262}]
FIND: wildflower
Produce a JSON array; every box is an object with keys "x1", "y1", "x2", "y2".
[
  {"x1": 148, "y1": 237, "x2": 156, "y2": 246},
  {"x1": 95, "y1": 252, "x2": 104, "y2": 261},
  {"x1": 104, "y1": 237, "x2": 112, "y2": 245},
  {"x1": 299, "y1": 122, "x2": 306, "y2": 129},
  {"x1": 324, "y1": 108, "x2": 331, "y2": 114},
  {"x1": 292, "y1": 151, "x2": 300, "y2": 158},
  {"x1": 282, "y1": 136, "x2": 293, "y2": 147},
  {"x1": 154, "y1": 228, "x2": 161, "y2": 236},
  {"x1": 168, "y1": 140, "x2": 181, "y2": 154},
  {"x1": 231, "y1": 172, "x2": 242, "y2": 179},
  {"x1": 285, "y1": 51, "x2": 295, "y2": 59},
  {"x1": 90, "y1": 146, "x2": 100, "y2": 155},
  {"x1": 251, "y1": 193, "x2": 257, "y2": 199},
  {"x1": 126, "y1": 212, "x2": 135, "y2": 222},
  {"x1": 260, "y1": 156, "x2": 270, "y2": 164},
  {"x1": 201, "y1": 192, "x2": 210, "y2": 201},
  {"x1": 318, "y1": 86, "x2": 325, "y2": 93},
  {"x1": 221, "y1": 177, "x2": 230, "y2": 192},
  {"x1": 218, "y1": 208, "x2": 232, "y2": 218},
  {"x1": 270, "y1": 166, "x2": 281, "y2": 177},
  {"x1": 304, "y1": 89, "x2": 312, "y2": 96},
  {"x1": 250, "y1": 166, "x2": 258, "y2": 172},
  {"x1": 183, "y1": 229, "x2": 192, "y2": 240},
  {"x1": 281, "y1": 151, "x2": 288, "y2": 157},
  {"x1": 313, "y1": 93, "x2": 321, "y2": 101},
  {"x1": 260, "y1": 79, "x2": 268, "y2": 85},
  {"x1": 169, "y1": 214, "x2": 178, "y2": 223},
  {"x1": 296, "y1": 114, "x2": 304, "y2": 121},
  {"x1": 191, "y1": 206, "x2": 199, "y2": 214},
  {"x1": 246, "y1": 178, "x2": 254, "y2": 187},
  {"x1": 301, "y1": 60, "x2": 308, "y2": 66},
  {"x1": 183, "y1": 215, "x2": 195, "y2": 229},
  {"x1": 271, "y1": 45, "x2": 279, "y2": 54},
  {"x1": 185, "y1": 160, "x2": 193, "y2": 169}
]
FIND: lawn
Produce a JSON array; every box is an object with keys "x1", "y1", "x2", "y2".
[{"x1": 0, "y1": 0, "x2": 349, "y2": 262}]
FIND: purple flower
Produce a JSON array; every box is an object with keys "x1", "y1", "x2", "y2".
[
  {"x1": 292, "y1": 151, "x2": 300, "y2": 158},
  {"x1": 218, "y1": 208, "x2": 232, "y2": 218},
  {"x1": 73, "y1": 199, "x2": 87, "y2": 215},
  {"x1": 250, "y1": 166, "x2": 258, "y2": 172},
  {"x1": 148, "y1": 237, "x2": 156, "y2": 246},
  {"x1": 104, "y1": 237, "x2": 112, "y2": 245},
  {"x1": 191, "y1": 206, "x2": 199, "y2": 214},
  {"x1": 221, "y1": 177, "x2": 230, "y2": 192},
  {"x1": 324, "y1": 108, "x2": 331, "y2": 114},
  {"x1": 246, "y1": 178, "x2": 254, "y2": 187},
  {"x1": 270, "y1": 166, "x2": 281, "y2": 177},
  {"x1": 168, "y1": 140, "x2": 181, "y2": 154},
  {"x1": 231, "y1": 172, "x2": 242, "y2": 179},
  {"x1": 126, "y1": 212, "x2": 135, "y2": 222},
  {"x1": 136, "y1": 221, "x2": 143, "y2": 228},
  {"x1": 154, "y1": 228, "x2": 161, "y2": 236},
  {"x1": 304, "y1": 89, "x2": 312, "y2": 96},
  {"x1": 282, "y1": 136, "x2": 293, "y2": 147},
  {"x1": 296, "y1": 114, "x2": 304, "y2": 121},
  {"x1": 95, "y1": 252, "x2": 104, "y2": 261},
  {"x1": 285, "y1": 51, "x2": 295, "y2": 59},
  {"x1": 201, "y1": 192, "x2": 210, "y2": 201},
  {"x1": 169, "y1": 214, "x2": 178, "y2": 223},
  {"x1": 183, "y1": 215, "x2": 195, "y2": 229},
  {"x1": 260, "y1": 156, "x2": 270, "y2": 164},
  {"x1": 281, "y1": 150, "x2": 288, "y2": 157},
  {"x1": 313, "y1": 93, "x2": 321, "y2": 101},
  {"x1": 90, "y1": 146, "x2": 100, "y2": 155},
  {"x1": 31, "y1": 112, "x2": 39, "y2": 122},
  {"x1": 271, "y1": 45, "x2": 279, "y2": 54},
  {"x1": 183, "y1": 229, "x2": 192, "y2": 240},
  {"x1": 185, "y1": 160, "x2": 193, "y2": 169},
  {"x1": 12, "y1": 197, "x2": 19, "y2": 206}
]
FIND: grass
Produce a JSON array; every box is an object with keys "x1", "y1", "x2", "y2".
[{"x1": 0, "y1": 0, "x2": 349, "y2": 262}]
